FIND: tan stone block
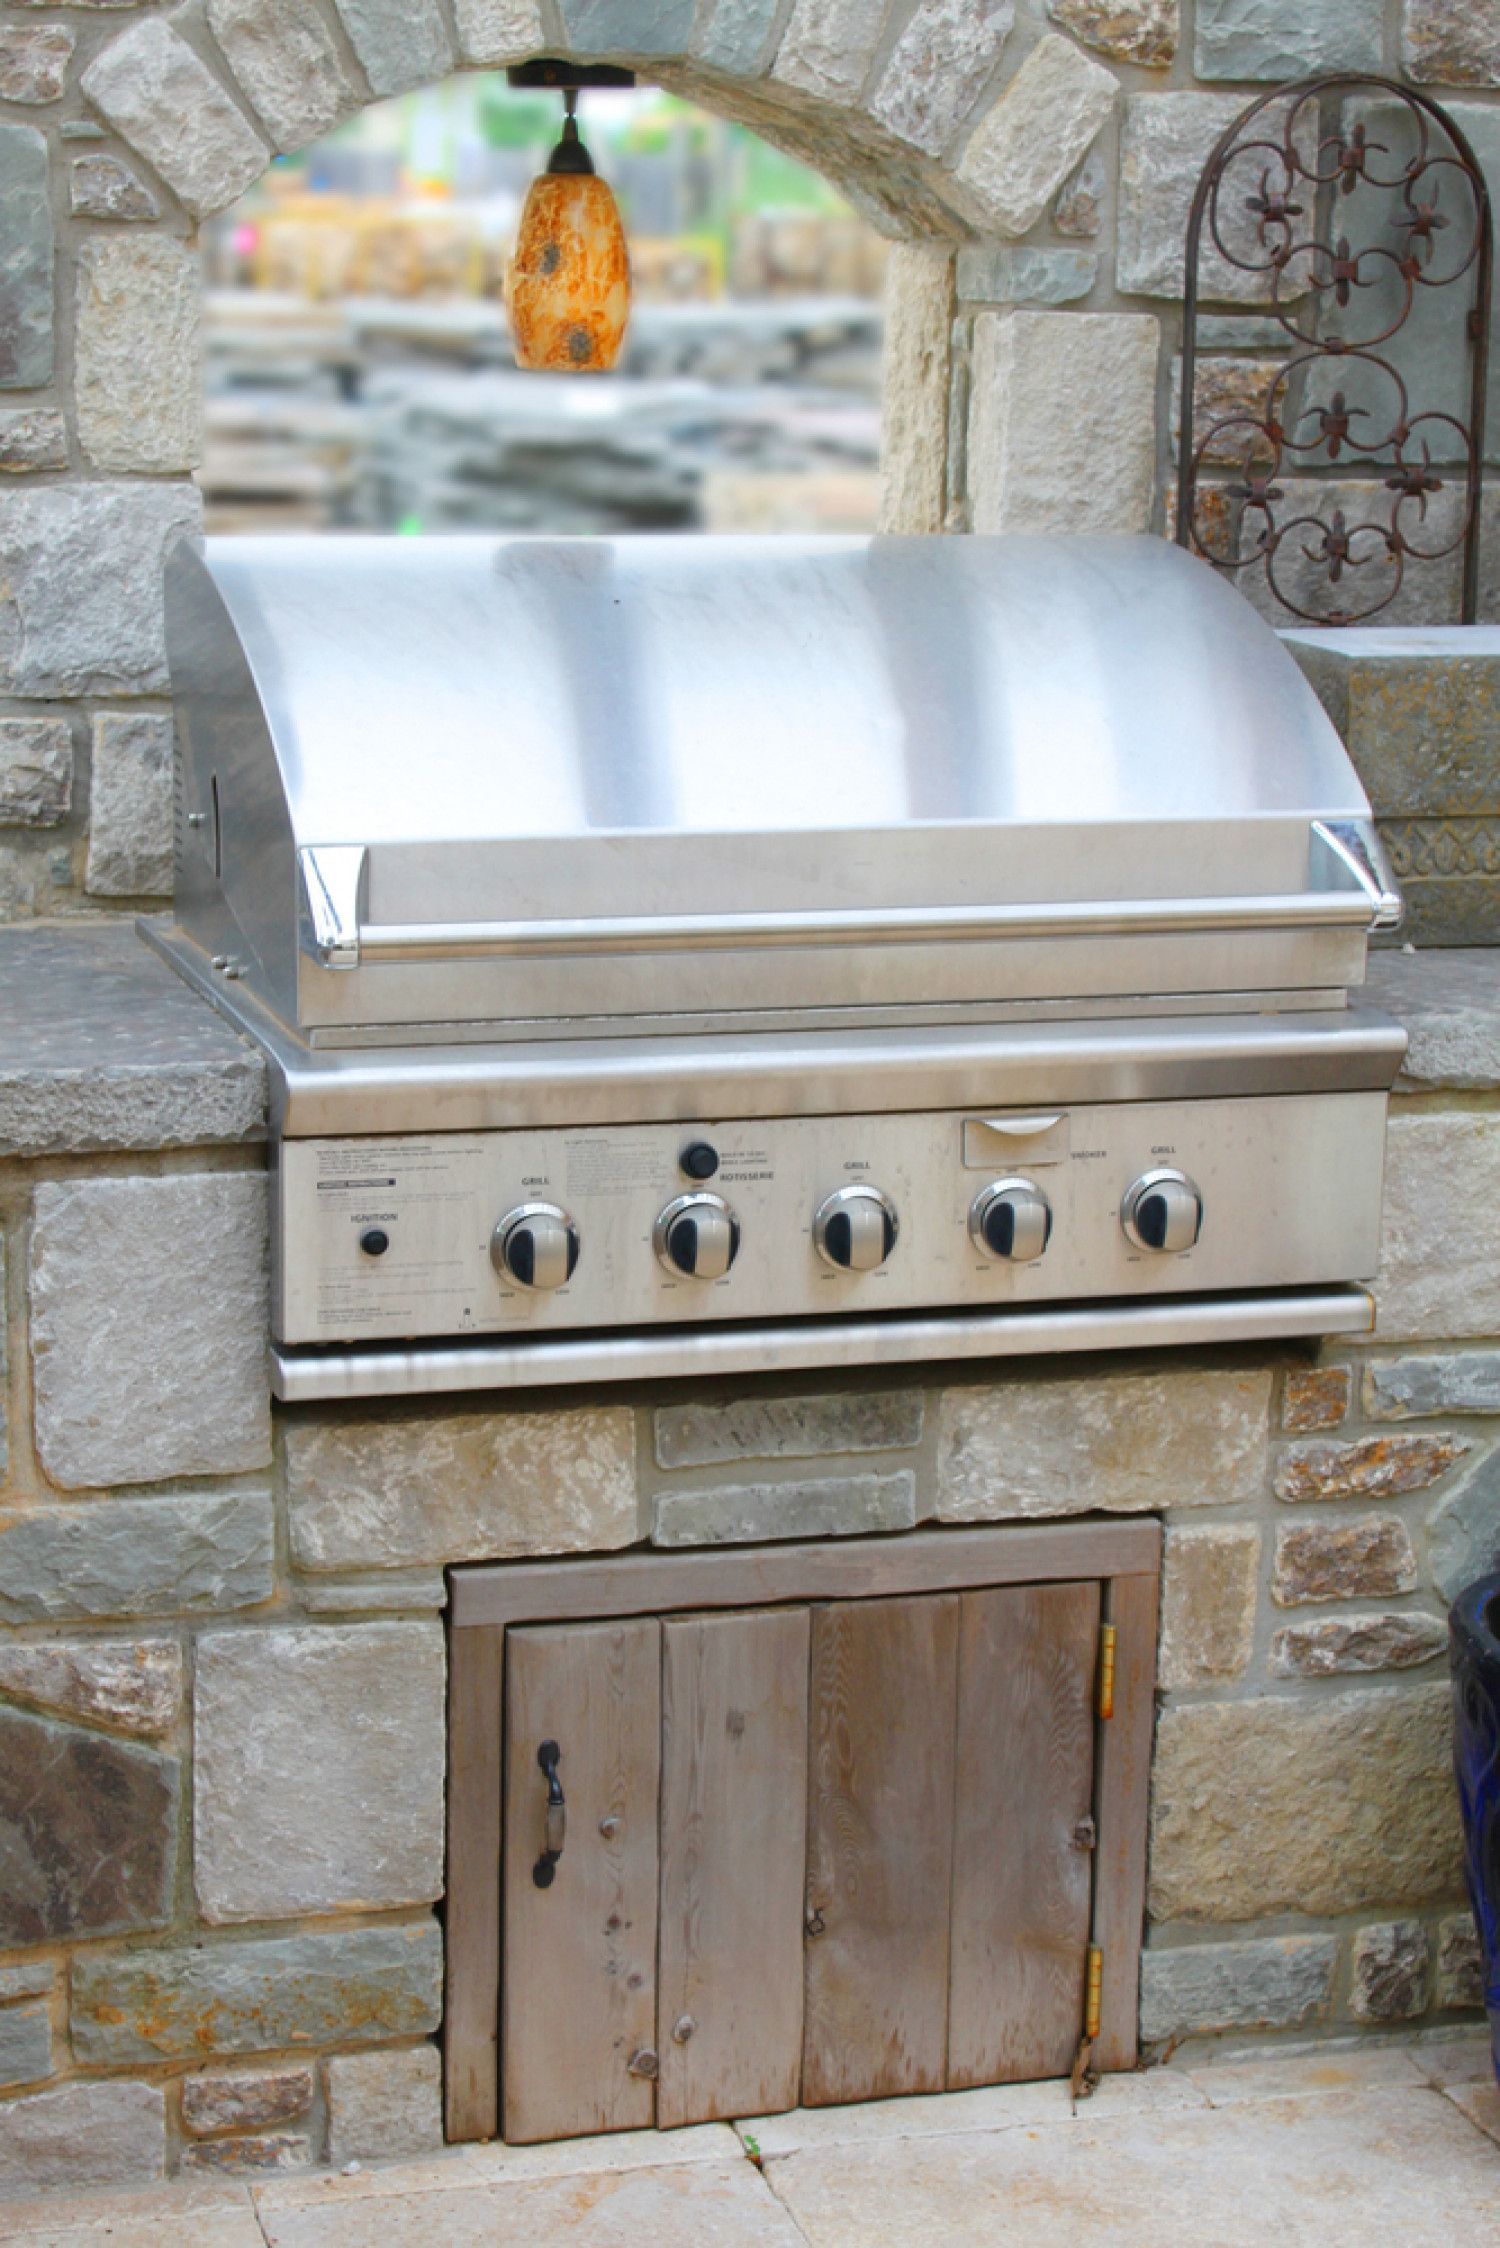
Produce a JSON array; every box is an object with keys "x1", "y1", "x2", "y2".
[
  {"x1": 1273, "y1": 1433, "x2": 1469, "y2": 1503},
  {"x1": 1048, "y1": 0, "x2": 1176, "y2": 65},
  {"x1": 1436, "y1": 1910, "x2": 1483, "y2": 2009},
  {"x1": 1376, "y1": 1111, "x2": 1500, "y2": 1341},
  {"x1": 937, "y1": 1363, "x2": 1271, "y2": 1519},
  {"x1": 74, "y1": 236, "x2": 201, "y2": 474},
  {"x1": 1149, "y1": 1683, "x2": 1463, "y2": 1921},
  {"x1": 1282, "y1": 1366, "x2": 1350, "y2": 1432},
  {"x1": 877, "y1": 244, "x2": 953, "y2": 535},
  {"x1": 0, "y1": 25, "x2": 74, "y2": 104},
  {"x1": 967, "y1": 307, "x2": 1159, "y2": 535},
  {"x1": 181, "y1": 2066, "x2": 314, "y2": 2136},
  {"x1": 1270, "y1": 1609, "x2": 1447, "y2": 1676},
  {"x1": 957, "y1": 34, "x2": 1119, "y2": 238},
  {"x1": 285, "y1": 1403, "x2": 637, "y2": 1570},
  {"x1": 1272, "y1": 1515, "x2": 1418, "y2": 1606},
  {"x1": 1158, "y1": 1523, "x2": 1260, "y2": 1689}
]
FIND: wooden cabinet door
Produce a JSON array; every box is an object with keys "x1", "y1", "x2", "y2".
[
  {"x1": 501, "y1": 1618, "x2": 661, "y2": 2144},
  {"x1": 802, "y1": 1594, "x2": 961, "y2": 2106},
  {"x1": 657, "y1": 1608, "x2": 810, "y2": 2128},
  {"x1": 948, "y1": 1582, "x2": 1100, "y2": 2087}
]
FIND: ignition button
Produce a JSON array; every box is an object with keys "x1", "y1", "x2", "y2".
[
  {"x1": 680, "y1": 1141, "x2": 719, "y2": 1181},
  {"x1": 359, "y1": 1228, "x2": 391, "y2": 1257}
]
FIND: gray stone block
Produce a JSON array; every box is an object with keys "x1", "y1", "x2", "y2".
[
  {"x1": 869, "y1": 0, "x2": 1015, "y2": 159},
  {"x1": 655, "y1": 1389, "x2": 923, "y2": 1470},
  {"x1": 285, "y1": 1403, "x2": 635, "y2": 1570},
  {"x1": 0, "y1": 1963, "x2": 53, "y2": 2003},
  {"x1": 1150, "y1": 1685, "x2": 1462, "y2": 1922},
  {"x1": 182, "y1": 2066, "x2": 315, "y2": 2136},
  {"x1": 208, "y1": 0, "x2": 361, "y2": 151},
  {"x1": 75, "y1": 239, "x2": 201, "y2": 475},
  {"x1": 0, "y1": 25, "x2": 74, "y2": 104},
  {"x1": 1158, "y1": 1524, "x2": 1260, "y2": 1690},
  {"x1": 1117, "y1": 93, "x2": 1311, "y2": 301},
  {"x1": 69, "y1": 154, "x2": 158, "y2": 222},
  {"x1": 0, "y1": 718, "x2": 71, "y2": 827},
  {"x1": 0, "y1": 126, "x2": 52, "y2": 390},
  {"x1": 332, "y1": 0, "x2": 455, "y2": 93},
  {"x1": 955, "y1": 245, "x2": 1096, "y2": 305},
  {"x1": 1271, "y1": 1610, "x2": 1449, "y2": 1677},
  {"x1": 81, "y1": 18, "x2": 268, "y2": 218},
  {"x1": 0, "y1": 2001, "x2": 52, "y2": 2091},
  {"x1": 194, "y1": 1622, "x2": 445, "y2": 1923},
  {"x1": 453, "y1": 0, "x2": 546, "y2": 65},
  {"x1": 653, "y1": 1470, "x2": 917, "y2": 1548},
  {"x1": 0, "y1": 1706, "x2": 177, "y2": 1945},
  {"x1": 1436, "y1": 1910, "x2": 1484, "y2": 2009},
  {"x1": 0, "y1": 2081, "x2": 164, "y2": 2195},
  {"x1": 84, "y1": 711, "x2": 174, "y2": 896},
  {"x1": 1428, "y1": 1452, "x2": 1500, "y2": 1603},
  {"x1": 0, "y1": 483, "x2": 201, "y2": 699},
  {"x1": 1365, "y1": 1350, "x2": 1500, "y2": 1419},
  {"x1": 0, "y1": 924, "x2": 267, "y2": 1157},
  {"x1": 326, "y1": 2045, "x2": 442, "y2": 2165},
  {"x1": 561, "y1": 0, "x2": 695, "y2": 55},
  {"x1": 1049, "y1": 0, "x2": 1176, "y2": 65},
  {"x1": 774, "y1": 0, "x2": 886, "y2": 100},
  {"x1": 938, "y1": 1363, "x2": 1271, "y2": 1519},
  {"x1": 30, "y1": 1171, "x2": 270, "y2": 1489},
  {"x1": 957, "y1": 34, "x2": 1117, "y2": 238},
  {"x1": 1140, "y1": 1936, "x2": 1337, "y2": 2042},
  {"x1": 1351, "y1": 1918, "x2": 1431, "y2": 2021},
  {"x1": 0, "y1": 1490, "x2": 274, "y2": 1625},
  {"x1": 1377, "y1": 1112, "x2": 1500, "y2": 1341},
  {"x1": 298, "y1": 1568, "x2": 447, "y2": 1613},
  {"x1": 0, "y1": 409, "x2": 66, "y2": 473},
  {"x1": 691, "y1": 0, "x2": 779, "y2": 73},
  {"x1": 72, "y1": 1921, "x2": 442, "y2": 2064},
  {"x1": 1053, "y1": 147, "x2": 1104, "y2": 237},
  {"x1": 1194, "y1": 0, "x2": 1381, "y2": 81},
  {"x1": 0, "y1": 1637, "x2": 183, "y2": 1738}
]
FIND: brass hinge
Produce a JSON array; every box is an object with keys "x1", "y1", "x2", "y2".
[
  {"x1": 1070, "y1": 1945, "x2": 1104, "y2": 2101},
  {"x1": 1096, "y1": 1622, "x2": 1117, "y2": 1720}
]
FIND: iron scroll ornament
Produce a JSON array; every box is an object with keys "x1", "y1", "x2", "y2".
[{"x1": 1175, "y1": 75, "x2": 1493, "y2": 626}]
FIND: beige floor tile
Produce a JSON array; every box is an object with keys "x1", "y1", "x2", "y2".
[
  {"x1": 256, "y1": 2155, "x2": 802, "y2": 2247},
  {"x1": 741, "y1": 2066, "x2": 1206, "y2": 2159},
  {"x1": 761, "y1": 2085, "x2": 1499, "y2": 2248},
  {"x1": 1406, "y1": 2026, "x2": 1495, "y2": 2087},
  {"x1": 0, "y1": 2178, "x2": 261, "y2": 2248},
  {"x1": 1181, "y1": 2040, "x2": 1427, "y2": 2108},
  {"x1": 1445, "y1": 2078, "x2": 1500, "y2": 2146}
]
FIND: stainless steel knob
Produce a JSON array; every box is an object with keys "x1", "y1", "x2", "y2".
[
  {"x1": 813, "y1": 1184, "x2": 898, "y2": 1272},
  {"x1": 491, "y1": 1201, "x2": 581, "y2": 1291},
  {"x1": 1121, "y1": 1168, "x2": 1202, "y2": 1254},
  {"x1": 970, "y1": 1177, "x2": 1052, "y2": 1263},
  {"x1": 655, "y1": 1191, "x2": 740, "y2": 1280}
]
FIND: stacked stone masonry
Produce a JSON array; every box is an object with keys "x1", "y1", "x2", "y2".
[
  {"x1": 1, "y1": 929, "x2": 1497, "y2": 2186},
  {"x1": 2, "y1": 0, "x2": 1500, "y2": 905}
]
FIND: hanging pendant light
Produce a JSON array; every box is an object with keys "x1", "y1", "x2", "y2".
[{"x1": 510, "y1": 87, "x2": 630, "y2": 373}]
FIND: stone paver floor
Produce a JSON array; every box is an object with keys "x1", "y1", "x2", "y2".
[{"x1": 1, "y1": 2033, "x2": 1495, "y2": 2247}]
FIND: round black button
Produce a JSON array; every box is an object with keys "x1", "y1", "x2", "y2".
[
  {"x1": 680, "y1": 1141, "x2": 719, "y2": 1181},
  {"x1": 359, "y1": 1228, "x2": 390, "y2": 1257}
]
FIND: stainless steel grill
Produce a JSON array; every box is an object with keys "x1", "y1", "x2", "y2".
[{"x1": 148, "y1": 531, "x2": 1407, "y2": 1401}]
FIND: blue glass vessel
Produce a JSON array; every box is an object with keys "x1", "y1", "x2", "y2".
[{"x1": 1450, "y1": 1573, "x2": 1500, "y2": 2083}]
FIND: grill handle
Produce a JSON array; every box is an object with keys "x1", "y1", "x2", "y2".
[{"x1": 298, "y1": 824, "x2": 1401, "y2": 972}]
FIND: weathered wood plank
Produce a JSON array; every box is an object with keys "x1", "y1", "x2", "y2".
[
  {"x1": 501, "y1": 1618, "x2": 661, "y2": 2144},
  {"x1": 1092, "y1": 1568, "x2": 1159, "y2": 2073},
  {"x1": 444, "y1": 1620, "x2": 503, "y2": 2143},
  {"x1": 657, "y1": 1607, "x2": 810, "y2": 2129},
  {"x1": 451, "y1": 1521, "x2": 1162, "y2": 1633},
  {"x1": 802, "y1": 1594, "x2": 959, "y2": 2106},
  {"x1": 948, "y1": 1581, "x2": 1100, "y2": 2087}
]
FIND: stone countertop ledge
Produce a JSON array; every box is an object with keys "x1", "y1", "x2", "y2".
[{"x1": 0, "y1": 922, "x2": 1493, "y2": 1160}]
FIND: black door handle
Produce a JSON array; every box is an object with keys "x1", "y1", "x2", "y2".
[{"x1": 532, "y1": 1739, "x2": 566, "y2": 1888}]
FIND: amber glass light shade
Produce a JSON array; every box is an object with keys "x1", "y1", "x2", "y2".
[{"x1": 510, "y1": 170, "x2": 630, "y2": 372}]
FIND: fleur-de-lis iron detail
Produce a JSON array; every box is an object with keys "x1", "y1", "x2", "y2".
[{"x1": 1177, "y1": 73, "x2": 1490, "y2": 626}]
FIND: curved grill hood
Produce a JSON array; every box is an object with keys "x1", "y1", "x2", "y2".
[{"x1": 163, "y1": 532, "x2": 1397, "y2": 1039}]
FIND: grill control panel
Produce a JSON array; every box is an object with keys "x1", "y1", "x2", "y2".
[{"x1": 275, "y1": 1092, "x2": 1387, "y2": 1347}]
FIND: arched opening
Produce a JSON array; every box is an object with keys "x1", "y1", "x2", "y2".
[{"x1": 197, "y1": 76, "x2": 889, "y2": 538}]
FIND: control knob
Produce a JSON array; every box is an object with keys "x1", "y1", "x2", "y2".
[
  {"x1": 491, "y1": 1202, "x2": 581, "y2": 1291},
  {"x1": 813, "y1": 1184, "x2": 898, "y2": 1272},
  {"x1": 1121, "y1": 1168, "x2": 1203, "y2": 1254},
  {"x1": 655, "y1": 1192, "x2": 740, "y2": 1280},
  {"x1": 970, "y1": 1177, "x2": 1052, "y2": 1263}
]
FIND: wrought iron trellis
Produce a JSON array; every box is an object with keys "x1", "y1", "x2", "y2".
[{"x1": 1175, "y1": 74, "x2": 1493, "y2": 625}]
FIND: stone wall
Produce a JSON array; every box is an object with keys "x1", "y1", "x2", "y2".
[
  {"x1": 3, "y1": 0, "x2": 1500, "y2": 918},
  {"x1": 0, "y1": 928, "x2": 1496, "y2": 2186}
]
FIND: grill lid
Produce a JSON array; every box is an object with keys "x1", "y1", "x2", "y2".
[{"x1": 165, "y1": 532, "x2": 1397, "y2": 1035}]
